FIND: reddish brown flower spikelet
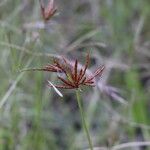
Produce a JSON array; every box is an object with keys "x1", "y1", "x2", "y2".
[
  {"x1": 39, "y1": 0, "x2": 57, "y2": 21},
  {"x1": 21, "y1": 53, "x2": 105, "y2": 89},
  {"x1": 45, "y1": 53, "x2": 105, "y2": 89}
]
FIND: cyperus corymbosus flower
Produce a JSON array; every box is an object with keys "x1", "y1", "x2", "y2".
[
  {"x1": 48, "y1": 53, "x2": 104, "y2": 89},
  {"x1": 39, "y1": 0, "x2": 57, "y2": 21},
  {"x1": 23, "y1": 53, "x2": 104, "y2": 89}
]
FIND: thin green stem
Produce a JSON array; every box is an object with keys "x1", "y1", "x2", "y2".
[{"x1": 76, "y1": 90, "x2": 93, "y2": 150}]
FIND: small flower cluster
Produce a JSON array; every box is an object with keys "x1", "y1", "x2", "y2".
[
  {"x1": 39, "y1": 0, "x2": 57, "y2": 21},
  {"x1": 35, "y1": 53, "x2": 104, "y2": 89}
]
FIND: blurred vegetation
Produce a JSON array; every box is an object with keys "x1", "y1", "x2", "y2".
[{"x1": 0, "y1": 0, "x2": 150, "y2": 149}]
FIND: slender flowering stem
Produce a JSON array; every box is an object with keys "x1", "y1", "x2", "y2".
[{"x1": 76, "y1": 90, "x2": 93, "y2": 150}]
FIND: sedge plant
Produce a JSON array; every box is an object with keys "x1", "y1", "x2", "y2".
[
  {"x1": 21, "y1": 53, "x2": 104, "y2": 150},
  {"x1": 21, "y1": 1, "x2": 105, "y2": 149}
]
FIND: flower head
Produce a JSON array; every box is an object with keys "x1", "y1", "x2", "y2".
[
  {"x1": 21, "y1": 53, "x2": 104, "y2": 90},
  {"x1": 39, "y1": 0, "x2": 57, "y2": 21},
  {"x1": 38, "y1": 53, "x2": 104, "y2": 89}
]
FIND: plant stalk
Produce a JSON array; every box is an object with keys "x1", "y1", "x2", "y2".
[{"x1": 76, "y1": 90, "x2": 93, "y2": 150}]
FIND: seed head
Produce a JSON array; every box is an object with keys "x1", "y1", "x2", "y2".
[
  {"x1": 41, "y1": 53, "x2": 104, "y2": 89},
  {"x1": 39, "y1": 0, "x2": 57, "y2": 21},
  {"x1": 21, "y1": 53, "x2": 105, "y2": 90}
]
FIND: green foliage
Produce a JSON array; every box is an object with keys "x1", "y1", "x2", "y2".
[{"x1": 0, "y1": 0, "x2": 150, "y2": 149}]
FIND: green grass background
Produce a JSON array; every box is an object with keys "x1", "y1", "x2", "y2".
[{"x1": 0, "y1": 0, "x2": 150, "y2": 149}]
